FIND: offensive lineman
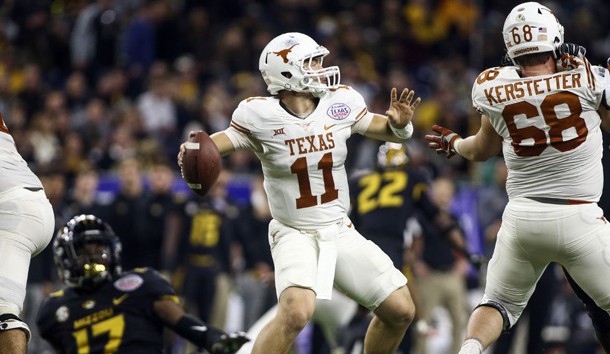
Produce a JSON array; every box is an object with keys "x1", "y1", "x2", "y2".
[{"x1": 425, "y1": 2, "x2": 610, "y2": 353}]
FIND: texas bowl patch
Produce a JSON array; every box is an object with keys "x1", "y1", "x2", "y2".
[
  {"x1": 327, "y1": 103, "x2": 351, "y2": 120},
  {"x1": 114, "y1": 274, "x2": 143, "y2": 292}
]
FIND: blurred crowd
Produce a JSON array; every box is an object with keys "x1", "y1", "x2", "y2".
[{"x1": 3, "y1": 0, "x2": 610, "y2": 353}]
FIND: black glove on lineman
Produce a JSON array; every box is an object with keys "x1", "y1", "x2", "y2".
[
  {"x1": 174, "y1": 315, "x2": 249, "y2": 354},
  {"x1": 210, "y1": 331, "x2": 250, "y2": 354},
  {"x1": 556, "y1": 42, "x2": 586, "y2": 59},
  {"x1": 500, "y1": 42, "x2": 587, "y2": 66}
]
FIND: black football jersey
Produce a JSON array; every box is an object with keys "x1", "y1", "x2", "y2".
[
  {"x1": 348, "y1": 167, "x2": 439, "y2": 267},
  {"x1": 36, "y1": 268, "x2": 178, "y2": 354},
  {"x1": 349, "y1": 167, "x2": 438, "y2": 239}
]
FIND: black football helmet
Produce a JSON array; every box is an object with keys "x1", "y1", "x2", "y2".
[{"x1": 54, "y1": 214, "x2": 122, "y2": 289}]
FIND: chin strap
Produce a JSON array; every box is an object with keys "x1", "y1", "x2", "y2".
[{"x1": 0, "y1": 314, "x2": 31, "y2": 343}]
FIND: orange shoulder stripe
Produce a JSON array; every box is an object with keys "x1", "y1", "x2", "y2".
[
  {"x1": 231, "y1": 121, "x2": 251, "y2": 135},
  {"x1": 355, "y1": 107, "x2": 368, "y2": 120}
]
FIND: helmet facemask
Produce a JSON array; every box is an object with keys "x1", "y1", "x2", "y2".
[{"x1": 298, "y1": 53, "x2": 341, "y2": 97}]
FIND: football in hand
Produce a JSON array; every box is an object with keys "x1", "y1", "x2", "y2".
[{"x1": 181, "y1": 131, "x2": 222, "y2": 197}]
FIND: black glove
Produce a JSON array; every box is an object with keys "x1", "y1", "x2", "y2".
[
  {"x1": 210, "y1": 331, "x2": 250, "y2": 354},
  {"x1": 556, "y1": 43, "x2": 586, "y2": 59},
  {"x1": 468, "y1": 254, "x2": 488, "y2": 271},
  {"x1": 500, "y1": 51, "x2": 513, "y2": 66}
]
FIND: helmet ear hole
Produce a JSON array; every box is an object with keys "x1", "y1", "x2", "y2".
[{"x1": 281, "y1": 71, "x2": 293, "y2": 79}]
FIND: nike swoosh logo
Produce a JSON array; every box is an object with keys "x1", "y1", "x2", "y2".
[
  {"x1": 112, "y1": 294, "x2": 128, "y2": 306},
  {"x1": 191, "y1": 325, "x2": 208, "y2": 332},
  {"x1": 324, "y1": 124, "x2": 336, "y2": 130}
]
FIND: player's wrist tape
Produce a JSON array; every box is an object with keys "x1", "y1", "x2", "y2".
[
  {"x1": 173, "y1": 314, "x2": 224, "y2": 351},
  {"x1": 461, "y1": 338, "x2": 484, "y2": 354},
  {"x1": 453, "y1": 138, "x2": 463, "y2": 155},
  {"x1": 389, "y1": 121, "x2": 413, "y2": 139}
]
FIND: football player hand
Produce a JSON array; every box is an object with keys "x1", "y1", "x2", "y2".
[
  {"x1": 556, "y1": 43, "x2": 586, "y2": 59},
  {"x1": 424, "y1": 125, "x2": 463, "y2": 159},
  {"x1": 177, "y1": 131, "x2": 199, "y2": 169},
  {"x1": 386, "y1": 88, "x2": 421, "y2": 129},
  {"x1": 210, "y1": 331, "x2": 250, "y2": 354}
]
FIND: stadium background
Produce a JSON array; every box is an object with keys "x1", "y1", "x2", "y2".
[{"x1": 3, "y1": 0, "x2": 610, "y2": 353}]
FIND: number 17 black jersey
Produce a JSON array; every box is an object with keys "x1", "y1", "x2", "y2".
[{"x1": 36, "y1": 268, "x2": 177, "y2": 354}]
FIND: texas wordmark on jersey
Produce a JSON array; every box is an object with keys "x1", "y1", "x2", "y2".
[{"x1": 225, "y1": 86, "x2": 374, "y2": 229}]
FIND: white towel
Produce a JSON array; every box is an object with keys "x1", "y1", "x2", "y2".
[{"x1": 314, "y1": 223, "x2": 339, "y2": 300}]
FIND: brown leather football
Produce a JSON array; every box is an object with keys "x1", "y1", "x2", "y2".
[{"x1": 181, "y1": 131, "x2": 221, "y2": 197}]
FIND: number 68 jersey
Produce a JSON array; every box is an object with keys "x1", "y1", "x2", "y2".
[
  {"x1": 224, "y1": 86, "x2": 374, "y2": 230},
  {"x1": 472, "y1": 56, "x2": 608, "y2": 201}
]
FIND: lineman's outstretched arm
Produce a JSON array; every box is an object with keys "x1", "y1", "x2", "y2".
[{"x1": 425, "y1": 115, "x2": 502, "y2": 161}]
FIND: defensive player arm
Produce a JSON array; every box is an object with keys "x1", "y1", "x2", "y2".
[
  {"x1": 153, "y1": 299, "x2": 248, "y2": 353},
  {"x1": 456, "y1": 114, "x2": 503, "y2": 161}
]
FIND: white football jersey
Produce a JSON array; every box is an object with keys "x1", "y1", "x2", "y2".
[
  {"x1": 472, "y1": 57, "x2": 607, "y2": 201},
  {"x1": 0, "y1": 114, "x2": 43, "y2": 191},
  {"x1": 225, "y1": 86, "x2": 374, "y2": 229}
]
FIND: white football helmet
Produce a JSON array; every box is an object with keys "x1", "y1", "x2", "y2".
[
  {"x1": 258, "y1": 32, "x2": 340, "y2": 97},
  {"x1": 502, "y1": 2, "x2": 564, "y2": 65}
]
